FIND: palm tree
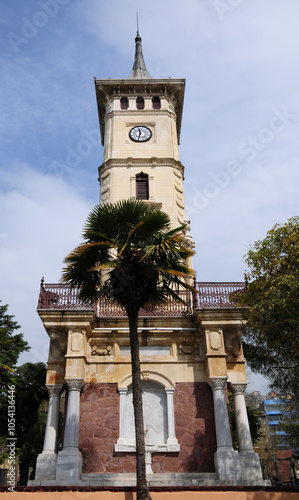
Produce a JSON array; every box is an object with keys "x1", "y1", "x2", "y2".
[{"x1": 62, "y1": 199, "x2": 195, "y2": 500}]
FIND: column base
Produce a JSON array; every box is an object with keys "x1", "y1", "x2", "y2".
[
  {"x1": 239, "y1": 450, "x2": 263, "y2": 480},
  {"x1": 56, "y1": 448, "x2": 82, "y2": 481},
  {"x1": 214, "y1": 448, "x2": 241, "y2": 480},
  {"x1": 34, "y1": 452, "x2": 57, "y2": 481}
]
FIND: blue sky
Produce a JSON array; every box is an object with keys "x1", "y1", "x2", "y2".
[{"x1": 1, "y1": 0, "x2": 298, "y2": 393}]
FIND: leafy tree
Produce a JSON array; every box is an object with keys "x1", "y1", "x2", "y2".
[
  {"x1": 0, "y1": 302, "x2": 29, "y2": 380},
  {"x1": 0, "y1": 302, "x2": 30, "y2": 465},
  {"x1": 62, "y1": 200, "x2": 195, "y2": 500},
  {"x1": 12, "y1": 362, "x2": 48, "y2": 484},
  {"x1": 235, "y1": 217, "x2": 299, "y2": 401}
]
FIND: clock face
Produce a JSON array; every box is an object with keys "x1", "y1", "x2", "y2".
[{"x1": 129, "y1": 126, "x2": 152, "y2": 142}]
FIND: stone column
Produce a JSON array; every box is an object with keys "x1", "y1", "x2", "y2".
[
  {"x1": 34, "y1": 384, "x2": 63, "y2": 482},
  {"x1": 56, "y1": 379, "x2": 84, "y2": 483},
  {"x1": 116, "y1": 387, "x2": 128, "y2": 446},
  {"x1": 229, "y1": 383, "x2": 263, "y2": 480},
  {"x1": 210, "y1": 377, "x2": 240, "y2": 480},
  {"x1": 165, "y1": 387, "x2": 179, "y2": 450}
]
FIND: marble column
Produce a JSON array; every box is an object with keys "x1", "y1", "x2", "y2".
[
  {"x1": 165, "y1": 387, "x2": 179, "y2": 450},
  {"x1": 56, "y1": 379, "x2": 84, "y2": 482},
  {"x1": 210, "y1": 377, "x2": 241, "y2": 480},
  {"x1": 34, "y1": 384, "x2": 63, "y2": 481},
  {"x1": 229, "y1": 383, "x2": 263, "y2": 480},
  {"x1": 116, "y1": 387, "x2": 128, "y2": 446}
]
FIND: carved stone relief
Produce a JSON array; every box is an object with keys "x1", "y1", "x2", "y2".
[
  {"x1": 48, "y1": 331, "x2": 67, "y2": 362},
  {"x1": 91, "y1": 345, "x2": 112, "y2": 356},
  {"x1": 178, "y1": 344, "x2": 199, "y2": 356},
  {"x1": 224, "y1": 332, "x2": 242, "y2": 359}
]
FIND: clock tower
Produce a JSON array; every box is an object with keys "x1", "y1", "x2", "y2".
[
  {"x1": 31, "y1": 30, "x2": 266, "y2": 489},
  {"x1": 95, "y1": 32, "x2": 189, "y2": 232}
]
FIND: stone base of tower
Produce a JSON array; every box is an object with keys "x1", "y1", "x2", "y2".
[{"x1": 30, "y1": 472, "x2": 270, "y2": 487}]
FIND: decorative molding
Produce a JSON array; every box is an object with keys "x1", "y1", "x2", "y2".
[
  {"x1": 229, "y1": 383, "x2": 247, "y2": 395},
  {"x1": 91, "y1": 345, "x2": 112, "y2": 356},
  {"x1": 119, "y1": 370, "x2": 174, "y2": 389},
  {"x1": 70, "y1": 331, "x2": 84, "y2": 353},
  {"x1": 65, "y1": 379, "x2": 84, "y2": 392},
  {"x1": 224, "y1": 333, "x2": 242, "y2": 359},
  {"x1": 178, "y1": 344, "x2": 199, "y2": 356},
  {"x1": 209, "y1": 330, "x2": 222, "y2": 351},
  {"x1": 209, "y1": 377, "x2": 227, "y2": 391},
  {"x1": 46, "y1": 384, "x2": 64, "y2": 397},
  {"x1": 99, "y1": 157, "x2": 184, "y2": 173},
  {"x1": 48, "y1": 331, "x2": 67, "y2": 361}
]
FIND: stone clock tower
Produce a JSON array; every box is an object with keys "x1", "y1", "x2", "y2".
[
  {"x1": 95, "y1": 31, "x2": 189, "y2": 234},
  {"x1": 31, "y1": 32, "x2": 267, "y2": 488}
]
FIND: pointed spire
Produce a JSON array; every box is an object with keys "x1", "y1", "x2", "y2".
[{"x1": 129, "y1": 31, "x2": 151, "y2": 79}]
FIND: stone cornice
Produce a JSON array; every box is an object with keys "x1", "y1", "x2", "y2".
[{"x1": 99, "y1": 157, "x2": 185, "y2": 177}]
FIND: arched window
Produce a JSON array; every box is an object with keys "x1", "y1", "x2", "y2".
[
  {"x1": 136, "y1": 96, "x2": 144, "y2": 109},
  {"x1": 152, "y1": 96, "x2": 161, "y2": 109},
  {"x1": 120, "y1": 97, "x2": 129, "y2": 110},
  {"x1": 136, "y1": 172, "x2": 149, "y2": 200}
]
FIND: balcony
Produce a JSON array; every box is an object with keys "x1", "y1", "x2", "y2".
[{"x1": 37, "y1": 279, "x2": 245, "y2": 317}]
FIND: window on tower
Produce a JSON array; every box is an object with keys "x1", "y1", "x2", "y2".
[
  {"x1": 136, "y1": 96, "x2": 144, "y2": 110},
  {"x1": 152, "y1": 96, "x2": 161, "y2": 109},
  {"x1": 136, "y1": 172, "x2": 149, "y2": 200},
  {"x1": 120, "y1": 97, "x2": 129, "y2": 110}
]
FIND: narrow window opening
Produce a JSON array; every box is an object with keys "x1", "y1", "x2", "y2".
[
  {"x1": 136, "y1": 172, "x2": 149, "y2": 200},
  {"x1": 152, "y1": 96, "x2": 161, "y2": 109},
  {"x1": 120, "y1": 97, "x2": 129, "y2": 110},
  {"x1": 136, "y1": 96, "x2": 144, "y2": 110}
]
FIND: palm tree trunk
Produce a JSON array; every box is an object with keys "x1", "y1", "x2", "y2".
[{"x1": 127, "y1": 309, "x2": 152, "y2": 500}]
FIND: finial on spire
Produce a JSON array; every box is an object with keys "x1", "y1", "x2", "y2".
[{"x1": 129, "y1": 22, "x2": 151, "y2": 80}]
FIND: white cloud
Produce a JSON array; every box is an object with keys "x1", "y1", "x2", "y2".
[{"x1": 0, "y1": 165, "x2": 92, "y2": 363}]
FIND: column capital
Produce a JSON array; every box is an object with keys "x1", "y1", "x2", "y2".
[
  {"x1": 229, "y1": 383, "x2": 247, "y2": 395},
  {"x1": 118, "y1": 387, "x2": 127, "y2": 395},
  {"x1": 65, "y1": 379, "x2": 84, "y2": 392},
  {"x1": 165, "y1": 386, "x2": 175, "y2": 394},
  {"x1": 209, "y1": 377, "x2": 227, "y2": 391},
  {"x1": 46, "y1": 384, "x2": 64, "y2": 397}
]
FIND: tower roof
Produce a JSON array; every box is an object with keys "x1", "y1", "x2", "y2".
[{"x1": 129, "y1": 31, "x2": 151, "y2": 79}]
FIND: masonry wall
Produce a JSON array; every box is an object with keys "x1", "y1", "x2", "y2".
[{"x1": 79, "y1": 382, "x2": 216, "y2": 474}]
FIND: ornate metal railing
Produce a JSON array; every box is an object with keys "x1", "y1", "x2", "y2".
[
  {"x1": 196, "y1": 282, "x2": 245, "y2": 308},
  {"x1": 37, "y1": 279, "x2": 193, "y2": 317},
  {"x1": 37, "y1": 279, "x2": 245, "y2": 316}
]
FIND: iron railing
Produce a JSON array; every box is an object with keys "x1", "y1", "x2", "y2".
[
  {"x1": 37, "y1": 278, "x2": 245, "y2": 316},
  {"x1": 196, "y1": 282, "x2": 245, "y2": 308}
]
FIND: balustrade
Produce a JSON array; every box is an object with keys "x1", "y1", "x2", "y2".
[{"x1": 38, "y1": 278, "x2": 245, "y2": 314}]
